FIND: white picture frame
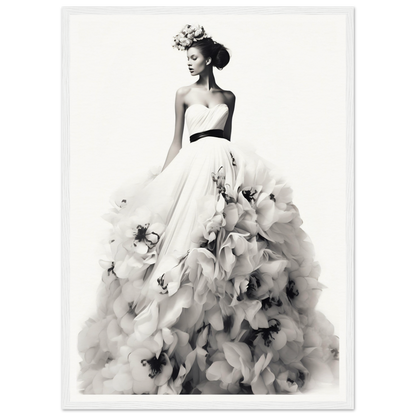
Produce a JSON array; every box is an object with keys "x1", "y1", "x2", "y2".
[{"x1": 57, "y1": 2, "x2": 359, "y2": 415}]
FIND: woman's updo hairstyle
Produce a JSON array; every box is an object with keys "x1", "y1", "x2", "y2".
[
  {"x1": 172, "y1": 24, "x2": 231, "y2": 70},
  {"x1": 191, "y1": 38, "x2": 230, "y2": 70}
]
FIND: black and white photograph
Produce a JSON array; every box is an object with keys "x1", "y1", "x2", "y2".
[{"x1": 62, "y1": 6, "x2": 352, "y2": 409}]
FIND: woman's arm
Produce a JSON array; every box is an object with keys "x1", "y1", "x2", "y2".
[
  {"x1": 161, "y1": 88, "x2": 187, "y2": 171},
  {"x1": 223, "y1": 92, "x2": 236, "y2": 141}
]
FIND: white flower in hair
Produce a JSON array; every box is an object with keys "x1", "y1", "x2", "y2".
[{"x1": 172, "y1": 24, "x2": 211, "y2": 51}]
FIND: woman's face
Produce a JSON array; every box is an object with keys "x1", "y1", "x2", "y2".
[{"x1": 187, "y1": 46, "x2": 210, "y2": 76}]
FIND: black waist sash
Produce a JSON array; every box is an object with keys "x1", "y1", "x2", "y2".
[{"x1": 190, "y1": 129, "x2": 228, "y2": 143}]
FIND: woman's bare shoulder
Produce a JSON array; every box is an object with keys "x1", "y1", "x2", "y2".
[
  {"x1": 222, "y1": 90, "x2": 236, "y2": 106},
  {"x1": 175, "y1": 85, "x2": 194, "y2": 108},
  {"x1": 176, "y1": 85, "x2": 193, "y2": 97}
]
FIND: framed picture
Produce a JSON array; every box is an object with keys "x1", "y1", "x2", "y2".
[{"x1": 62, "y1": 6, "x2": 354, "y2": 410}]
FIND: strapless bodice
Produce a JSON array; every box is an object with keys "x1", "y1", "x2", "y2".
[{"x1": 185, "y1": 103, "x2": 229, "y2": 136}]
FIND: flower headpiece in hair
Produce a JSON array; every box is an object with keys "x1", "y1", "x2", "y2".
[{"x1": 172, "y1": 24, "x2": 211, "y2": 51}]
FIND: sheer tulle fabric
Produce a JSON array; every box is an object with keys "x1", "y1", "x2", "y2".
[{"x1": 78, "y1": 105, "x2": 339, "y2": 395}]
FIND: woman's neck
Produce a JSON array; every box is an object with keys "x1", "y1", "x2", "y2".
[{"x1": 196, "y1": 69, "x2": 217, "y2": 91}]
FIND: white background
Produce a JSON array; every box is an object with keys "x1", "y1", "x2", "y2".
[{"x1": 69, "y1": 13, "x2": 347, "y2": 402}]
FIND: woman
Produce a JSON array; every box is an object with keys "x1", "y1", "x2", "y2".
[
  {"x1": 162, "y1": 34, "x2": 235, "y2": 171},
  {"x1": 78, "y1": 24, "x2": 339, "y2": 395}
]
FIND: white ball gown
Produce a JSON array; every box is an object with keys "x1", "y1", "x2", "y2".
[{"x1": 78, "y1": 103, "x2": 339, "y2": 395}]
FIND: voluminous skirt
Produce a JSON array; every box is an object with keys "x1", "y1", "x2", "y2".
[{"x1": 78, "y1": 137, "x2": 339, "y2": 395}]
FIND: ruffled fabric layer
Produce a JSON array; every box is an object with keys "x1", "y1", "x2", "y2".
[{"x1": 78, "y1": 138, "x2": 339, "y2": 395}]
